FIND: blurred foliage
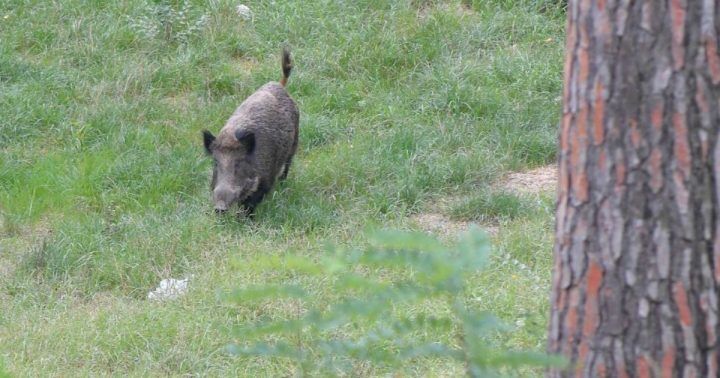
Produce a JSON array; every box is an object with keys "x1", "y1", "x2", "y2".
[
  {"x1": 223, "y1": 227, "x2": 564, "y2": 376},
  {"x1": 0, "y1": 358, "x2": 9, "y2": 378}
]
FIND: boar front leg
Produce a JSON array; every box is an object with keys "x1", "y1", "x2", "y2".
[{"x1": 241, "y1": 183, "x2": 270, "y2": 217}]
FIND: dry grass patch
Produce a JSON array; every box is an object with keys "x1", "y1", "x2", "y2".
[
  {"x1": 500, "y1": 165, "x2": 557, "y2": 194},
  {"x1": 411, "y1": 212, "x2": 498, "y2": 238}
]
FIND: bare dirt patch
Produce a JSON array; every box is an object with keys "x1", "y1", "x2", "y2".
[{"x1": 499, "y1": 165, "x2": 557, "y2": 194}]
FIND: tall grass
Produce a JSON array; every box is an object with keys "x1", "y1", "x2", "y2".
[{"x1": 0, "y1": 0, "x2": 563, "y2": 375}]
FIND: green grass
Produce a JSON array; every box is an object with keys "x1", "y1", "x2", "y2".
[
  {"x1": 0, "y1": 0, "x2": 563, "y2": 375},
  {"x1": 450, "y1": 189, "x2": 554, "y2": 224}
]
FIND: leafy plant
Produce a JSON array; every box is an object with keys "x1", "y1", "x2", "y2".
[
  {"x1": 224, "y1": 227, "x2": 563, "y2": 376},
  {"x1": 129, "y1": 0, "x2": 209, "y2": 44}
]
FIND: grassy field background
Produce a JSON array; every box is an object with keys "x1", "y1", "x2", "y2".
[{"x1": 0, "y1": 0, "x2": 563, "y2": 375}]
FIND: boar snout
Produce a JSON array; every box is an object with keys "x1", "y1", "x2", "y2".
[{"x1": 213, "y1": 185, "x2": 241, "y2": 213}]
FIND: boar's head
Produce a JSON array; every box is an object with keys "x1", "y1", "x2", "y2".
[{"x1": 202, "y1": 129, "x2": 259, "y2": 214}]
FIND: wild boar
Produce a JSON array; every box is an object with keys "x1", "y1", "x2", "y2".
[{"x1": 202, "y1": 49, "x2": 298, "y2": 216}]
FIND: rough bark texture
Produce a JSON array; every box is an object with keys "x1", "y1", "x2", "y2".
[{"x1": 548, "y1": 0, "x2": 720, "y2": 376}]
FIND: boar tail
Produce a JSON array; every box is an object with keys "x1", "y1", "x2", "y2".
[{"x1": 280, "y1": 47, "x2": 292, "y2": 87}]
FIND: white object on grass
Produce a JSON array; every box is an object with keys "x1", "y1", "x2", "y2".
[
  {"x1": 147, "y1": 277, "x2": 190, "y2": 301},
  {"x1": 236, "y1": 4, "x2": 252, "y2": 20}
]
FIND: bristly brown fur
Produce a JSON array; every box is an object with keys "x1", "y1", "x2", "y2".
[
  {"x1": 203, "y1": 49, "x2": 299, "y2": 216},
  {"x1": 280, "y1": 48, "x2": 292, "y2": 87}
]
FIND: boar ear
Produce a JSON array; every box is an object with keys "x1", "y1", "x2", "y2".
[
  {"x1": 235, "y1": 129, "x2": 256, "y2": 154},
  {"x1": 202, "y1": 130, "x2": 215, "y2": 155}
]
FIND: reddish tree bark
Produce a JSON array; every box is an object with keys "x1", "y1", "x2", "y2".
[{"x1": 548, "y1": 0, "x2": 720, "y2": 376}]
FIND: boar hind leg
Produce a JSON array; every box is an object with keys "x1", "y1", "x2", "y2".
[
  {"x1": 280, "y1": 127, "x2": 298, "y2": 181},
  {"x1": 241, "y1": 183, "x2": 270, "y2": 216},
  {"x1": 279, "y1": 157, "x2": 293, "y2": 181}
]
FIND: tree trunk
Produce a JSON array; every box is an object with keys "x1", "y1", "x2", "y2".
[{"x1": 548, "y1": 0, "x2": 720, "y2": 376}]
